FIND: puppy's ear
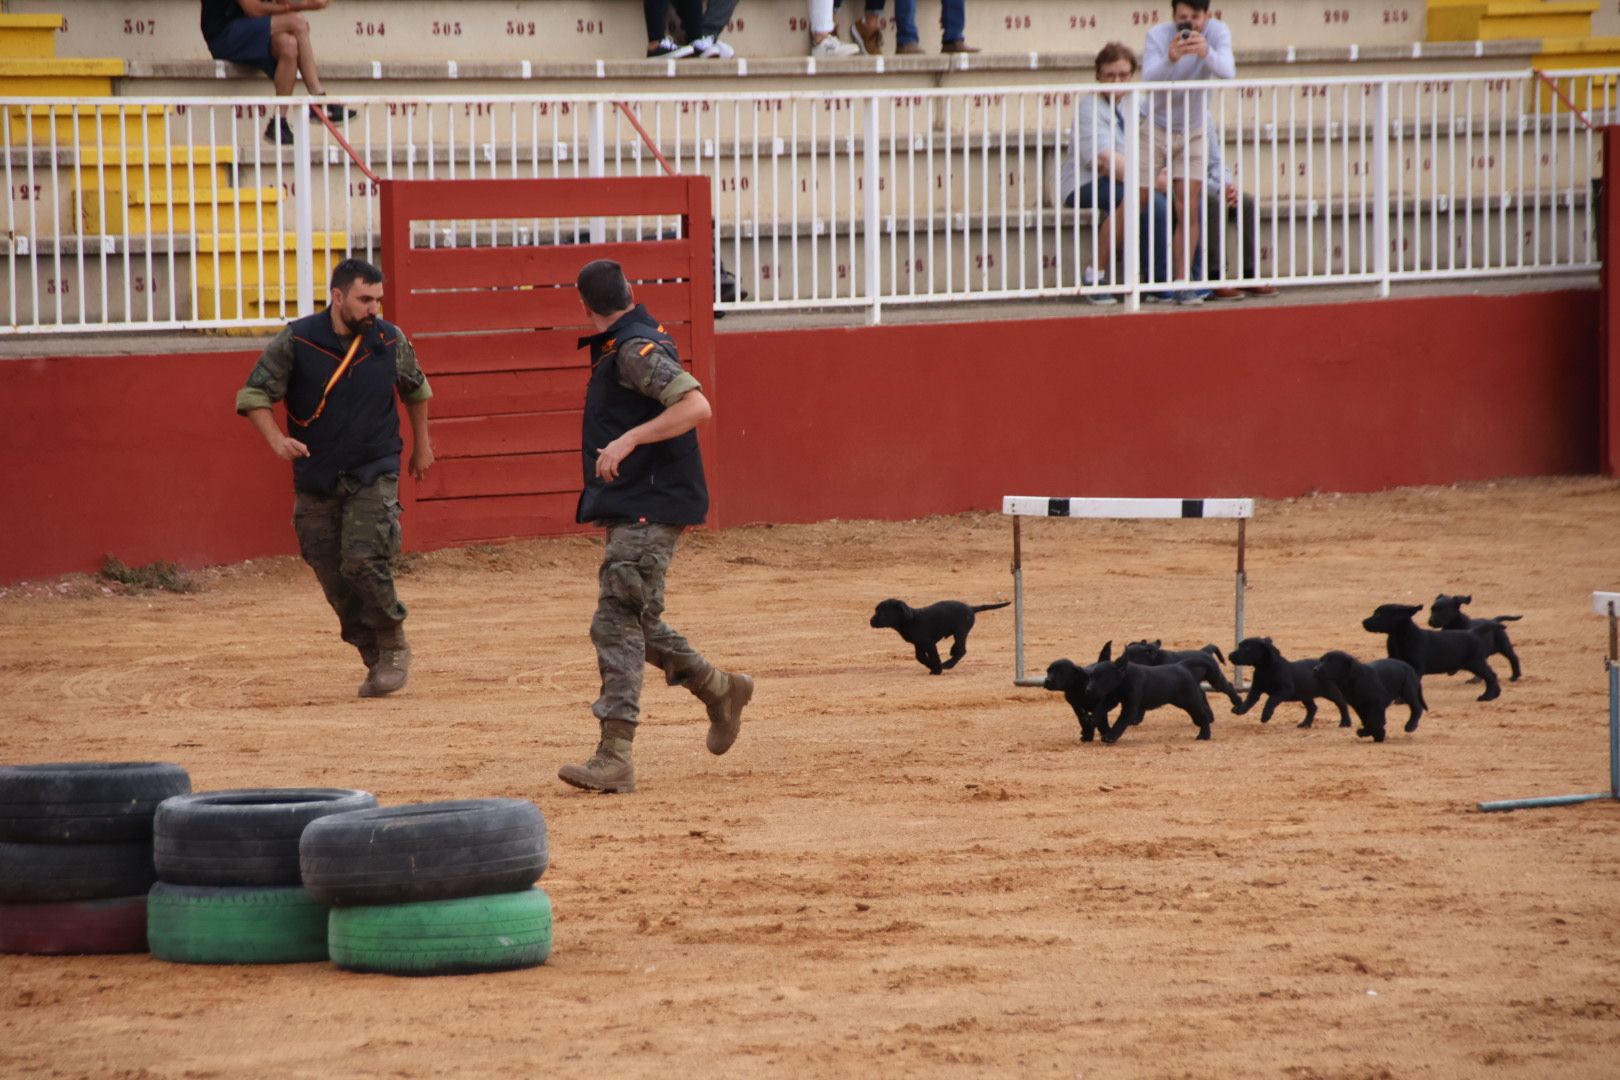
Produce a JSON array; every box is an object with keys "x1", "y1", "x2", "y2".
[
  {"x1": 1098, "y1": 640, "x2": 1113, "y2": 662},
  {"x1": 1152, "y1": 638, "x2": 1161, "y2": 648}
]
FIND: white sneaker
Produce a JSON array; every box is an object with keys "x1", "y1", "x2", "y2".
[
  {"x1": 648, "y1": 37, "x2": 696, "y2": 59},
  {"x1": 1081, "y1": 265, "x2": 1118, "y2": 305},
  {"x1": 699, "y1": 38, "x2": 735, "y2": 58},
  {"x1": 811, "y1": 34, "x2": 861, "y2": 57}
]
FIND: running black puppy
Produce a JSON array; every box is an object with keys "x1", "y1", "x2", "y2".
[
  {"x1": 1313, "y1": 650, "x2": 1427, "y2": 742},
  {"x1": 1076, "y1": 647, "x2": 1217, "y2": 744},
  {"x1": 1427, "y1": 593, "x2": 1524, "y2": 681},
  {"x1": 1228, "y1": 636, "x2": 1351, "y2": 728},
  {"x1": 1043, "y1": 646, "x2": 1116, "y2": 742},
  {"x1": 1362, "y1": 602, "x2": 1501, "y2": 701},
  {"x1": 1121, "y1": 639, "x2": 1243, "y2": 709},
  {"x1": 870, "y1": 598, "x2": 1010, "y2": 674}
]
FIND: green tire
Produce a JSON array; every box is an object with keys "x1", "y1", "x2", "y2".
[
  {"x1": 147, "y1": 883, "x2": 328, "y2": 964},
  {"x1": 328, "y1": 888, "x2": 552, "y2": 976}
]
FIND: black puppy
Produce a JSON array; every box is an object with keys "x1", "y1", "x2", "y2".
[
  {"x1": 1427, "y1": 594, "x2": 1523, "y2": 681},
  {"x1": 1077, "y1": 648, "x2": 1216, "y2": 744},
  {"x1": 1362, "y1": 603, "x2": 1501, "y2": 702},
  {"x1": 1313, "y1": 650, "x2": 1427, "y2": 743},
  {"x1": 870, "y1": 598, "x2": 1010, "y2": 674},
  {"x1": 1121, "y1": 639, "x2": 1243, "y2": 709},
  {"x1": 1043, "y1": 650, "x2": 1114, "y2": 742},
  {"x1": 1228, "y1": 636, "x2": 1351, "y2": 728}
]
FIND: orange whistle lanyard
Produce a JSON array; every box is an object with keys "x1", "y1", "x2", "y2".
[{"x1": 288, "y1": 333, "x2": 364, "y2": 428}]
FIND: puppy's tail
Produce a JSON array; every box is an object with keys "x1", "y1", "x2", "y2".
[
  {"x1": 1492, "y1": 614, "x2": 1523, "y2": 623},
  {"x1": 973, "y1": 601, "x2": 1013, "y2": 613},
  {"x1": 1200, "y1": 643, "x2": 1227, "y2": 665}
]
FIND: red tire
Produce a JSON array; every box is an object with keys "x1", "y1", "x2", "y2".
[{"x1": 0, "y1": 895, "x2": 148, "y2": 955}]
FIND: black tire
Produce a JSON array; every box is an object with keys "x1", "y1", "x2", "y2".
[
  {"x1": 300, "y1": 798, "x2": 547, "y2": 907},
  {"x1": 147, "y1": 883, "x2": 328, "y2": 965},
  {"x1": 328, "y1": 888, "x2": 553, "y2": 975},
  {"x1": 154, "y1": 788, "x2": 377, "y2": 887},
  {"x1": 0, "y1": 895, "x2": 149, "y2": 955},
  {"x1": 0, "y1": 840, "x2": 156, "y2": 902},
  {"x1": 0, "y1": 762, "x2": 191, "y2": 843}
]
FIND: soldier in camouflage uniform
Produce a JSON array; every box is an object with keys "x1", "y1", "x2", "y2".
[
  {"x1": 558, "y1": 259, "x2": 754, "y2": 794},
  {"x1": 236, "y1": 258, "x2": 433, "y2": 697}
]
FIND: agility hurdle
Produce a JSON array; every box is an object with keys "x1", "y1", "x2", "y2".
[
  {"x1": 1002, "y1": 497, "x2": 1254, "y2": 688},
  {"x1": 1478, "y1": 592, "x2": 1620, "y2": 813}
]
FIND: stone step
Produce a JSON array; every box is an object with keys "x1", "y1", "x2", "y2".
[
  {"x1": 8, "y1": 0, "x2": 1429, "y2": 66},
  {"x1": 1428, "y1": 0, "x2": 1596, "y2": 42},
  {"x1": 0, "y1": 14, "x2": 64, "y2": 60}
]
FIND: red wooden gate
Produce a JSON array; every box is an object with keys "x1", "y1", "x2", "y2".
[{"x1": 379, "y1": 176, "x2": 717, "y2": 548}]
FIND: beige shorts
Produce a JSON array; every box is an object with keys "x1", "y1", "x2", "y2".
[{"x1": 1138, "y1": 126, "x2": 1208, "y2": 191}]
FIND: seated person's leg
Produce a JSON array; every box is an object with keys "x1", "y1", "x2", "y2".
[
  {"x1": 205, "y1": 15, "x2": 279, "y2": 82},
  {"x1": 1141, "y1": 191, "x2": 1172, "y2": 286}
]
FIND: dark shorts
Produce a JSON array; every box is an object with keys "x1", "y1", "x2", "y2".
[
  {"x1": 1068, "y1": 180, "x2": 1128, "y2": 215},
  {"x1": 206, "y1": 16, "x2": 277, "y2": 78}
]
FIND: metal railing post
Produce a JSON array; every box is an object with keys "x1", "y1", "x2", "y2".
[
  {"x1": 1373, "y1": 82, "x2": 1391, "y2": 298},
  {"x1": 1123, "y1": 87, "x2": 1143, "y2": 312},
  {"x1": 587, "y1": 101, "x2": 607, "y2": 244},
  {"x1": 293, "y1": 105, "x2": 316, "y2": 317},
  {"x1": 863, "y1": 97, "x2": 882, "y2": 325}
]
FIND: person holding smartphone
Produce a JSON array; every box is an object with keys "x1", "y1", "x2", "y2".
[
  {"x1": 1140, "y1": 0, "x2": 1234, "y2": 302},
  {"x1": 199, "y1": 0, "x2": 352, "y2": 143}
]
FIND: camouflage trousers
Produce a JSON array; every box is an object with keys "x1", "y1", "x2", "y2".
[
  {"x1": 591, "y1": 522, "x2": 713, "y2": 725},
  {"x1": 293, "y1": 473, "x2": 408, "y2": 658}
]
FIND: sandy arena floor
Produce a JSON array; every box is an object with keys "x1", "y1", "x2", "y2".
[{"x1": 2, "y1": 477, "x2": 1619, "y2": 1079}]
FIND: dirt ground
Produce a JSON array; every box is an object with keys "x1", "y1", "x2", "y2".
[{"x1": 3, "y1": 476, "x2": 1619, "y2": 1079}]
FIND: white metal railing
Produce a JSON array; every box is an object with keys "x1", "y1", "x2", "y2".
[{"x1": 2, "y1": 68, "x2": 1611, "y2": 333}]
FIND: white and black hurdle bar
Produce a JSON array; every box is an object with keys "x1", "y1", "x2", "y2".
[
  {"x1": 1003, "y1": 497, "x2": 1254, "y2": 688},
  {"x1": 1478, "y1": 592, "x2": 1620, "y2": 813}
]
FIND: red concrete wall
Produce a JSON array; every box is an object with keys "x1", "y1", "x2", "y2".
[
  {"x1": 0, "y1": 287, "x2": 1601, "y2": 582},
  {"x1": 0, "y1": 351, "x2": 292, "y2": 582},
  {"x1": 710, "y1": 289, "x2": 1601, "y2": 526}
]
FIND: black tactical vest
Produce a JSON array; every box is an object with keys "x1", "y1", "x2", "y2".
[
  {"x1": 282, "y1": 311, "x2": 404, "y2": 495},
  {"x1": 575, "y1": 306, "x2": 709, "y2": 526}
]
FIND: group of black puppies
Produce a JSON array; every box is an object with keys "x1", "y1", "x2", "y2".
[
  {"x1": 867, "y1": 592, "x2": 1523, "y2": 746},
  {"x1": 1045, "y1": 594, "x2": 1522, "y2": 744}
]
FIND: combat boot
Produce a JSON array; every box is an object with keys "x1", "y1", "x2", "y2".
[
  {"x1": 558, "y1": 720, "x2": 637, "y2": 793},
  {"x1": 354, "y1": 639, "x2": 380, "y2": 697},
  {"x1": 697, "y1": 668, "x2": 754, "y2": 755},
  {"x1": 359, "y1": 621, "x2": 411, "y2": 698}
]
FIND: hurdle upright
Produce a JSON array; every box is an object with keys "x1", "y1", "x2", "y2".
[
  {"x1": 1003, "y1": 497, "x2": 1254, "y2": 688},
  {"x1": 1478, "y1": 592, "x2": 1620, "y2": 813}
]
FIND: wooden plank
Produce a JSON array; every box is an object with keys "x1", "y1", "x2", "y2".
[
  {"x1": 416, "y1": 451, "x2": 580, "y2": 501},
  {"x1": 400, "y1": 240, "x2": 694, "y2": 292},
  {"x1": 432, "y1": 411, "x2": 581, "y2": 459},
  {"x1": 402, "y1": 281, "x2": 694, "y2": 335},
  {"x1": 411, "y1": 491, "x2": 588, "y2": 547},
  {"x1": 387, "y1": 178, "x2": 697, "y2": 223},
  {"x1": 414, "y1": 323, "x2": 694, "y2": 376},
  {"x1": 430, "y1": 369, "x2": 586, "y2": 420}
]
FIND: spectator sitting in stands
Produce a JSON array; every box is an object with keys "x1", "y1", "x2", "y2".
[
  {"x1": 809, "y1": 0, "x2": 861, "y2": 55},
  {"x1": 1200, "y1": 118, "x2": 1278, "y2": 299},
  {"x1": 199, "y1": 0, "x2": 351, "y2": 145},
  {"x1": 834, "y1": 0, "x2": 970, "y2": 53},
  {"x1": 848, "y1": 0, "x2": 922, "y2": 55},
  {"x1": 646, "y1": 0, "x2": 739, "y2": 58},
  {"x1": 1142, "y1": 0, "x2": 1234, "y2": 303},
  {"x1": 1058, "y1": 42, "x2": 1173, "y2": 304}
]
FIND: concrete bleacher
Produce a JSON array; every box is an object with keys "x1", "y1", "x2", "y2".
[
  {"x1": 1, "y1": 0, "x2": 1609, "y2": 330},
  {"x1": 14, "y1": 0, "x2": 1437, "y2": 67},
  {"x1": 1, "y1": 0, "x2": 1544, "y2": 99}
]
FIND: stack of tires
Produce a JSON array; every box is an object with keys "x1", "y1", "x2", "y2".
[
  {"x1": 148, "y1": 788, "x2": 377, "y2": 965},
  {"x1": 301, "y1": 799, "x2": 552, "y2": 975},
  {"x1": 0, "y1": 762, "x2": 191, "y2": 955}
]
